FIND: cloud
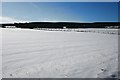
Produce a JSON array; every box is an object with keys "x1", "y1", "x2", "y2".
[
  {"x1": 41, "y1": 18, "x2": 85, "y2": 22},
  {"x1": 0, "y1": 16, "x2": 26, "y2": 23},
  {"x1": 0, "y1": 16, "x2": 85, "y2": 23}
]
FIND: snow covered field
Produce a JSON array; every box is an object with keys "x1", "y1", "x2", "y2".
[
  {"x1": 1, "y1": 28, "x2": 118, "y2": 78},
  {"x1": 0, "y1": 28, "x2": 2, "y2": 79},
  {"x1": 35, "y1": 28, "x2": 118, "y2": 35}
]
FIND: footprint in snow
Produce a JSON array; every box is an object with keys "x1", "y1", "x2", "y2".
[
  {"x1": 101, "y1": 68, "x2": 107, "y2": 72},
  {"x1": 97, "y1": 68, "x2": 108, "y2": 78},
  {"x1": 10, "y1": 74, "x2": 13, "y2": 77}
]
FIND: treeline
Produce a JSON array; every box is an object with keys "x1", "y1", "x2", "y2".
[{"x1": 1, "y1": 22, "x2": 119, "y2": 29}]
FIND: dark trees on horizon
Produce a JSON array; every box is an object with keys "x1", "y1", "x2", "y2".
[{"x1": 1, "y1": 22, "x2": 119, "y2": 29}]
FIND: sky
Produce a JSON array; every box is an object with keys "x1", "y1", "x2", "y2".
[
  {"x1": 1, "y1": 0, "x2": 120, "y2": 2},
  {"x1": 1, "y1": 2, "x2": 119, "y2": 23}
]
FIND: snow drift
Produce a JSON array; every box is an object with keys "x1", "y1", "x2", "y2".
[{"x1": 1, "y1": 28, "x2": 118, "y2": 78}]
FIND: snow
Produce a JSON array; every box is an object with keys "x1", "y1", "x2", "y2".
[
  {"x1": 0, "y1": 28, "x2": 2, "y2": 79},
  {"x1": 1, "y1": 28, "x2": 118, "y2": 78}
]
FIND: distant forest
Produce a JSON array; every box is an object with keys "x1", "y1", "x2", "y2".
[{"x1": 1, "y1": 22, "x2": 119, "y2": 29}]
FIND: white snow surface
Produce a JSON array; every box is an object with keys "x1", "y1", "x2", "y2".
[
  {"x1": 0, "y1": 28, "x2": 2, "y2": 79},
  {"x1": 1, "y1": 28, "x2": 118, "y2": 78}
]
